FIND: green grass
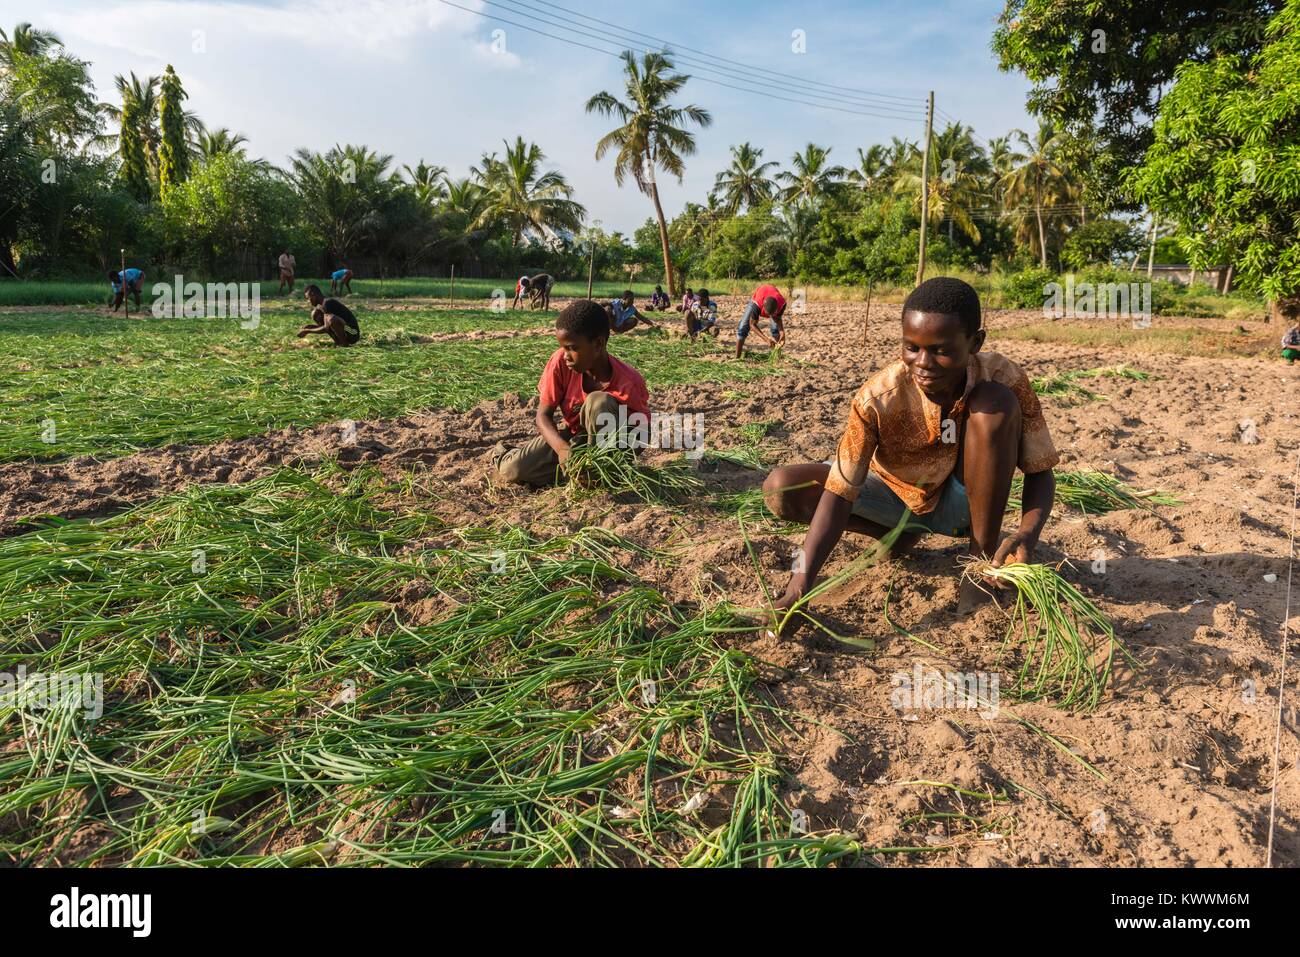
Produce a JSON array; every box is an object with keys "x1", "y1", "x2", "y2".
[
  {"x1": 1008, "y1": 469, "x2": 1180, "y2": 515},
  {"x1": 0, "y1": 464, "x2": 879, "y2": 867},
  {"x1": 0, "y1": 277, "x2": 668, "y2": 308},
  {"x1": 1030, "y1": 365, "x2": 1155, "y2": 404},
  {"x1": 0, "y1": 306, "x2": 781, "y2": 464}
]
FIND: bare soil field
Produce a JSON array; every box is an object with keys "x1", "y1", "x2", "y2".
[{"x1": 3, "y1": 295, "x2": 1297, "y2": 866}]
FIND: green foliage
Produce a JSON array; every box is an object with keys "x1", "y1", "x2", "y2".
[
  {"x1": 1129, "y1": 2, "x2": 1300, "y2": 306},
  {"x1": 156, "y1": 64, "x2": 189, "y2": 193},
  {"x1": 1060, "y1": 219, "x2": 1143, "y2": 270},
  {"x1": 998, "y1": 266, "x2": 1056, "y2": 308}
]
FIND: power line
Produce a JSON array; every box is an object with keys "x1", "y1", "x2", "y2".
[
  {"x1": 493, "y1": 0, "x2": 924, "y2": 112},
  {"x1": 434, "y1": 0, "x2": 926, "y2": 122}
]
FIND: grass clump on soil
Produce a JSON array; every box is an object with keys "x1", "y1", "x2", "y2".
[
  {"x1": 1030, "y1": 365, "x2": 1155, "y2": 404},
  {"x1": 0, "y1": 463, "x2": 882, "y2": 867},
  {"x1": 1008, "y1": 468, "x2": 1180, "y2": 515},
  {"x1": 564, "y1": 443, "x2": 705, "y2": 505},
  {"x1": 964, "y1": 560, "x2": 1134, "y2": 712}
]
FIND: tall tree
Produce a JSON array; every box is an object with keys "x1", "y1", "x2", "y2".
[
  {"x1": 0, "y1": 22, "x2": 61, "y2": 69},
  {"x1": 586, "y1": 50, "x2": 711, "y2": 297},
  {"x1": 194, "y1": 127, "x2": 249, "y2": 163},
  {"x1": 712, "y1": 142, "x2": 778, "y2": 214},
  {"x1": 1129, "y1": 0, "x2": 1300, "y2": 320},
  {"x1": 402, "y1": 160, "x2": 448, "y2": 207},
  {"x1": 777, "y1": 143, "x2": 847, "y2": 206},
  {"x1": 1000, "y1": 122, "x2": 1067, "y2": 266},
  {"x1": 473, "y1": 137, "x2": 584, "y2": 246},
  {"x1": 157, "y1": 65, "x2": 190, "y2": 193},
  {"x1": 993, "y1": 0, "x2": 1284, "y2": 207}
]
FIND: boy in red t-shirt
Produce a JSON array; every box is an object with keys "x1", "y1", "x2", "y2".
[
  {"x1": 735, "y1": 283, "x2": 788, "y2": 359},
  {"x1": 493, "y1": 299, "x2": 651, "y2": 486}
]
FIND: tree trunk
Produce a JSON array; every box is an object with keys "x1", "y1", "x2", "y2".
[
  {"x1": 646, "y1": 158, "x2": 676, "y2": 298},
  {"x1": 1035, "y1": 202, "x2": 1047, "y2": 268}
]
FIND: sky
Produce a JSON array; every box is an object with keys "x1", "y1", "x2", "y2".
[{"x1": 6, "y1": 0, "x2": 1035, "y2": 234}]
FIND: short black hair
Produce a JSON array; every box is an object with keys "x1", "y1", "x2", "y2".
[
  {"x1": 557, "y1": 299, "x2": 610, "y2": 341},
  {"x1": 621, "y1": 289, "x2": 634, "y2": 300},
  {"x1": 903, "y1": 277, "x2": 981, "y2": 335},
  {"x1": 108, "y1": 271, "x2": 119, "y2": 282},
  {"x1": 697, "y1": 288, "x2": 709, "y2": 300},
  {"x1": 304, "y1": 284, "x2": 323, "y2": 297}
]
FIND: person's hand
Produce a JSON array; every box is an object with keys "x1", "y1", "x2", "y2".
[
  {"x1": 556, "y1": 444, "x2": 572, "y2": 467},
  {"x1": 991, "y1": 530, "x2": 1037, "y2": 568},
  {"x1": 766, "y1": 576, "x2": 808, "y2": 638}
]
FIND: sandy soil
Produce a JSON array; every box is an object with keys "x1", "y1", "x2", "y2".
[{"x1": 3, "y1": 296, "x2": 1298, "y2": 866}]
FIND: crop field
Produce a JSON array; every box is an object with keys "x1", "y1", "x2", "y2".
[{"x1": 0, "y1": 289, "x2": 1297, "y2": 868}]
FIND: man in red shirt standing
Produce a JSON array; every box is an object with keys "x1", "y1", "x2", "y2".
[
  {"x1": 736, "y1": 283, "x2": 788, "y2": 359},
  {"x1": 493, "y1": 299, "x2": 651, "y2": 486}
]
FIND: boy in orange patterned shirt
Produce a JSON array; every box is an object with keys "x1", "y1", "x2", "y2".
[{"x1": 762, "y1": 277, "x2": 1058, "y2": 621}]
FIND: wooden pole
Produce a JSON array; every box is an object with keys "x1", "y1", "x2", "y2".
[
  {"x1": 586, "y1": 241, "x2": 595, "y2": 300},
  {"x1": 915, "y1": 91, "x2": 935, "y2": 288},
  {"x1": 863, "y1": 280, "x2": 874, "y2": 347},
  {"x1": 120, "y1": 248, "x2": 127, "y2": 319},
  {"x1": 1145, "y1": 218, "x2": 1156, "y2": 279},
  {"x1": 449, "y1": 263, "x2": 455, "y2": 303}
]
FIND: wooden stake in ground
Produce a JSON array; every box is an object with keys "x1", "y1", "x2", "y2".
[
  {"x1": 586, "y1": 241, "x2": 595, "y2": 300},
  {"x1": 863, "y1": 280, "x2": 873, "y2": 347},
  {"x1": 449, "y1": 264, "x2": 455, "y2": 303},
  {"x1": 120, "y1": 248, "x2": 128, "y2": 319},
  {"x1": 915, "y1": 91, "x2": 934, "y2": 288}
]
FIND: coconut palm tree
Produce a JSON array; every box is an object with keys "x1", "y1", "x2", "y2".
[
  {"x1": 586, "y1": 50, "x2": 711, "y2": 297},
  {"x1": 848, "y1": 143, "x2": 890, "y2": 192},
  {"x1": 402, "y1": 161, "x2": 449, "y2": 207},
  {"x1": 194, "y1": 127, "x2": 250, "y2": 163},
  {"x1": 0, "y1": 23, "x2": 61, "y2": 70},
  {"x1": 1001, "y1": 122, "x2": 1067, "y2": 267},
  {"x1": 777, "y1": 143, "x2": 846, "y2": 207},
  {"x1": 472, "y1": 137, "x2": 584, "y2": 246},
  {"x1": 289, "y1": 144, "x2": 394, "y2": 262},
  {"x1": 712, "y1": 142, "x2": 778, "y2": 214}
]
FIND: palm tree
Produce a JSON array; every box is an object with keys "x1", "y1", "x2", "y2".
[
  {"x1": 848, "y1": 144, "x2": 889, "y2": 192},
  {"x1": 194, "y1": 127, "x2": 249, "y2": 163},
  {"x1": 402, "y1": 161, "x2": 449, "y2": 207},
  {"x1": 712, "y1": 142, "x2": 778, "y2": 214},
  {"x1": 289, "y1": 144, "x2": 394, "y2": 262},
  {"x1": 777, "y1": 143, "x2": 846, "y2": 207},
  {"x1": 472, "y1": 137, "x2": 584, "y2": 246},
  {"x1": 1001, "y1": 122, "x2": 1067, "y2": 267},
  {"x1": 586, "y1": 50, "x2": 712, "y2": 297},
  {"x1": 0, "y1": 23, "x2": 61, "y2": 70}
]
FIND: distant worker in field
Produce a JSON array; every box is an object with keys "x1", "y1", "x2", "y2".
[
  {"x1": 277, "y1": 250, "x2": 297, "y2": 295},
  {"x1": 761, "y1": 277, "x2": 1059, "y2": 628},
  {"x1": 330, "y1": 265, "x2": 354, "y2": 296},
  {"x1": 687, "y1": 287, "x2": 719, "y2": 340},
  {"x1": 109, "y1": 267, "x2": 145, "y2": 313},
  {"x1": 493, "y1": 298, "x2": 650, "y2": 487},
  {"x1": 513, "y1": 273, "x2": 555, "y2": 310},
  {"x1": 298, "y1": 284, "x2": 360, "y2": 346},
  {"x1": 608, "y1": 290, "x2": 657, "y2": 334},
  {"x1": 677, "y1": 287, "x2": 696, "y2": 313},
  {"x1": 649, "y1": 284, "x2": 670, "y2": 311},
  {"x1": 735, "y1": 282, "x2": 787, "y2": 359},
  {"x1": 1282, "y1": 322, "x2": 1300, "y2": 364}
]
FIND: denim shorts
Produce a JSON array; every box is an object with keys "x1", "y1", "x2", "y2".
[
  {"x1": 737, "y1": 301, "x2": 779, "y2": 340},
  {"x1": 830, "y1": 466, "x2": 971, "y2": 537}
]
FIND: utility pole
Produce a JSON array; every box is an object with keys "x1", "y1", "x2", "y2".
[
  {"x1": 915, "y1": 91, "x2": 935, "y2": 287},
  {"x1": 121, "y1": 248, "x2": 128, "y2": 319},
  {"x1": 586, "y1": 241, "x2": 595, "y2": 300}
]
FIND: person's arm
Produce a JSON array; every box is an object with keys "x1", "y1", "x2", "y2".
[
  {"x1": 990, "y1": 468, "x2": 1054, "y2": 566},
  {"x1": 773, "y1": 490, "x2": 855, "y2": 613},
  {"x1": 536, "y1": 404, "x2": 572, "y2": 463}
]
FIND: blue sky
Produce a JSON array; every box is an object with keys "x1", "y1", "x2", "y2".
[{"x1": 7, "y1": 0, "x2": 1034, "y2": 233}]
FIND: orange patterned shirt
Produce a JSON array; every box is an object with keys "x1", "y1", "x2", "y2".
[{"x1": 824, "y1": 351, "x2": 1059, "y2": 514}]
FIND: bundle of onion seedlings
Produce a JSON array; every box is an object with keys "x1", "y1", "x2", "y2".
[
  {"x1": 564, "y1": 442, "x2": 704, "y2": 505},
  {"x1": 963, "y1": 559, "x2": 1134, "y2": 712},
  {"x1": 1007, "y1": 468, "x2": 1180, "y2": 515}
]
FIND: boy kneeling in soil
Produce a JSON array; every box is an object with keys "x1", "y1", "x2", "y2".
[
  {"x1": 494, "y1": 299, "x2": 650, "y2": 486},
  {"x1": 298, "y1": 284, "x2": 361, "y2": 346},
  {"x1": 762, "y1": 277, "x2": 1059, "y2": 624},
  {"x1": 686, "y1": 288, "x2": 719, "y2": 340},
  {"x1": 607, "y1": 290, "x2": 658, "y2": 333},
  {"x1": 735, "y1": 283, "x2": 787, "y2": 359}
]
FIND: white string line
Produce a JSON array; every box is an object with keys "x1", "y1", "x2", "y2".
[{"x1": 1265, "y1": 445, "x2": 1298, "y2": 867}]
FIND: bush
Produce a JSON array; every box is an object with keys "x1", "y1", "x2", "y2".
[{"x1": 997, "y1": 267, "x2": 1057, "y2": 308}]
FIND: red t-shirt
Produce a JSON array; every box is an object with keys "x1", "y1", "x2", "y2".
[
  {"x1": 752, "y1": 284, "x2": 786, "y2": 317},
  {"x1": 538, "y1": 347, "x2": 650, "y2": 434}
]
